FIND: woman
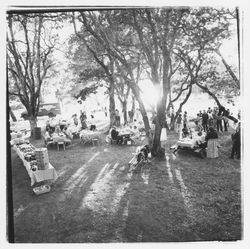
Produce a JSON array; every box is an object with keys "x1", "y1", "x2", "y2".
[{"x1": 205, "y1": 127, "x2": 219, "y2": 158}]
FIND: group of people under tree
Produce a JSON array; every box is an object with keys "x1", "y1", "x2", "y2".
[
  {"x1": 174, "y1": 106, "x2": 237, "y2": 134},
  {"x1": 109, "y1": 125, "x2": 140, "y2": 145},
  {"x1": 43, "y1": 109, "x2": 99, "y2": 144},
  {"x1": 171, "y1": 105, "x2": 241, "y2": 160},
  {"x1": 73, "y1": 111, "x2": 96, "y2": 131}
]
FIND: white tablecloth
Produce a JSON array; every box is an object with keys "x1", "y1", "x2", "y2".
[
  {"x1": 80, "y1": 130, "x2": 100, "y2": 143},
  {"x1": 177, "y1": 134, "x2": 205, "y2": 149},
  {"x1": 13, "y1": 145, "x2": 58, "y2": 186}
]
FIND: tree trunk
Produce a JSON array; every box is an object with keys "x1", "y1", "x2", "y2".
[
  {"x1": 9, "y1": 107, "x2": 17, "y2": 122},
  {"x1": 109, "y1": 80, "x2": 116, "y2": 129},
  {"x1": 129, "y1": 84, "x2": 150, "y2": 137},
  {"x1": 29, "y1": 116, "x2": 37, "y2": 138},
  {"x1": 215, "y1": 49, "x2": 240, "y2": 88},
  {"x1": 151, "y1": 99, "x2": 166, "y2": 160},
  {"x1": 122, "y1": 100, "x2": 128, "y2": 125},
  {"x1": 131, "y1": 95, "x2": 135, "y2": 120}
]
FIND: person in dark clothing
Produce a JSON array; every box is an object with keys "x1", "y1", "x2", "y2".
[
  {"x1": 111, "y1": 127, "x2": 123, "y2": 145},
  {"x1": 223, "y1": 116, "x2": 228, "y2": 132},
  {"x1": 216, "y1": 113, "x2": 223, "y2": 132},
  {"x1": 202, "y1": 110, "x2": 209, "y2": 132},
  {"x1": 183, "y1": 111, "x2": 188, "y2": 129},
  {"x1": 80, "y1": 111, "x2": 88, "y2": 130},
  {"x1": 89, "y1": 114, "x2": 96, "y2": 131},
  {"x1": 115, "y1": 109, "x2": 121, "y2": 127},
  {"x1": 231, "y1": 124, "x2": 241, "y2": 159},
  {"x1": 205, "y1": 127, "x2": 218, "y2": 141},
  {"x1": 128, "y1": 110, "x2": 134, "y2": 123}
]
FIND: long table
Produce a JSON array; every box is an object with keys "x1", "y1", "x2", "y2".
[
  {"x1": 177, "y1": 132, "x2": 206, "y2": 149},
  {"x1": 13, "y1": 145, "x2": 58, "y2": 186}
]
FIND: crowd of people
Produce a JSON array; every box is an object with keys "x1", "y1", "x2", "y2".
[
  {"x1": 172, "y1": 106, "x2": 241, "y2": 160},
  {"x1": 43, "y1": 111, "x2": 98, "y2": 145},
  {"x1": 175, "y1": 106, "x2": 237, "y2": 134},
  {"x1": 42, "y1": 104, "x2": 241, "y2": 160}
]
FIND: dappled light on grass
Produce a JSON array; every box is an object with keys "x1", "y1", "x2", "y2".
[
  {"x1": 175, "y1": 168, "x2": 195, "y2": 221},
  {"x1": 166, "y1": 155, "x2": 174, "y2": 184},
  {"x1": 141, "y1": 168, "x2": 150, "y2": 185},
  {"x1": 81, "y1": 162, "x2": 133, "y2": 214},
  {"x1": 64, "y1": 152, "x2": 100, "y2": 193}
]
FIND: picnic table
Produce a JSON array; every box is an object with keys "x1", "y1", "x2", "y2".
[
  {"x1": 13, "y1": 144, "x2": 58, "y2": 186},
  {"x1": 80, "y1": 130, "x2": 101, "y2": 145},
  {"x1": 177, "y1": 132, "x2": 206, "y2": 149}
]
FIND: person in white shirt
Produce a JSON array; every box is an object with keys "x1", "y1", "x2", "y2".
[{"x1": 89, "y1": 114, "x2": 96, "y2": 131}]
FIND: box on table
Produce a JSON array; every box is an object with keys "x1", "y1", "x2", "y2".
[{"x1": 35, "y1": 148, "x2": 49, "y2": 170}]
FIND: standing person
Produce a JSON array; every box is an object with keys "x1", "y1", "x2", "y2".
[
  {"x1": 115, "y1": 109, "x2": 120, "y2": 127},
  {"x1": 176, "y1": 113, "x2": 182, "y2": 133},
  {"x1": 202, "y1": 110, "x2": 209, "y2": 132},
  {"x1": 216, "y1": 112, "x2": 223, "y2": 133},
  {"x1": 104, "y1": 107, "x2": 108, "y2": 117},
  {"x1": 128, "y1": 109, "x2": 134, "y2": 123},
  {"x1": 183, "y1": 111, "x2": 188, "y2": 129},
  {"x1": 73, "y1": 114, "x2": 78, "y2": 127},
  {"x1": 205, "y1": 127, "x2": 219, "y2": 158},
  {"x1": 170, "y1": 111, "x2": 175, "y2": 130},
  {"x1": 207, "y1": 107, "x2": 212, "y2": 114},
  {"x1": 237, "y1": 110, "x2": 241, "y2": 120},
  {"x1": 89, "y1": 114, "x2": 96, "y2": 131},
  {"x1": 208, "y1": 109, "x2": 213, "y2": 127},
  {"x1": 231, "y1": 122, "x2": 241, "y2": 159},
  {"x1": 80, "y1": 111, "x2": 87, "y2": 130},
  {"x1": 223, "y1": 115, "x2": 229, "y2": 132}
]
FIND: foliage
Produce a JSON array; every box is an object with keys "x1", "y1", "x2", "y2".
[{"x1": 7, "y1": 13, "x2": 59, "y2": 122}]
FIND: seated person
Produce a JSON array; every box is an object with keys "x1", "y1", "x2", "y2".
[
  {"x1": 130, "y1": 126, "x2": 140, "y2": 142},
  {"x1": 182, "y1": 127, "x2": 189, "y2": 138},
  {"x1": 195, "y1": 131, "x2": 206, "y2": 147},
  {"x1": 194, "y1": 121, "x2": 203, "y2": 132},
  {"x1": 59, "y1": 119, "x2": 67, "y2": 131},
  {"x1": 111, "y1": 126, "x2": 123, "y2": 145},
  {"x1": 44, "y1": 127, "x2": 53, "y2": 144},
  {"x1": 54, "y1": 125, "x2": 65, "y2": 137},
  {"x1": 63, "y1": 126, "x2": 73, "y2": 140},
  {"x1": 62, "y1": 126, "x2": 72, "y2": 146}
]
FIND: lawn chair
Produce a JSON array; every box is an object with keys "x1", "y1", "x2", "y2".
[
  {"x1": 91, "y1": 138, "x2": 100, "y2": 146},
  {"x1": 43, "y1": 135, "x2": 54, "y2": 149},
  {"x1": 54, "y1": 137, "x2": 66, "y2": 151}
]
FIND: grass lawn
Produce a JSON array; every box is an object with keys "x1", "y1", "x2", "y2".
[{"x1": 9, "y1": 129, "x2": 241, "y2": 242}]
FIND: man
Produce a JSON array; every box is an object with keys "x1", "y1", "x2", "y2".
[
  {"x1": 183, "y1": 111, "x2": 188, "y2": 129},
  {"x1": 216, "y1": 112, "x2": 223, "y2": 133},
  {"x1": 115, "y1": 109, "x2": 120, "y2": 127},
  {"x1": 231, "y1": 123, "x2": 241, "y2": 159},
  {"x1": 176, "y1": 114, "x2": 182, "y2": 133},
  {"x1": 202, "y1": 110, "x2": 209, "y2": 132},
  {"x1": 111, "y1": 126, "x2": 123, "y2": 145}
]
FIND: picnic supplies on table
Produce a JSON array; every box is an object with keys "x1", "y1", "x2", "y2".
[
  {"x1": 35, "y1": 148, "x2": 49, "y2": 170},
  {"x1": 13, "y1": 143, "x2": 58, "y2": 186}
]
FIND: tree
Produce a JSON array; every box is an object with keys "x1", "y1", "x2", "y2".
[
  {"x1": 7, "y1": 13, "x2": 59, "y2": 136},
  {"x1": 72, "y1": 10, "x2": 151, "y2": 133}
]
